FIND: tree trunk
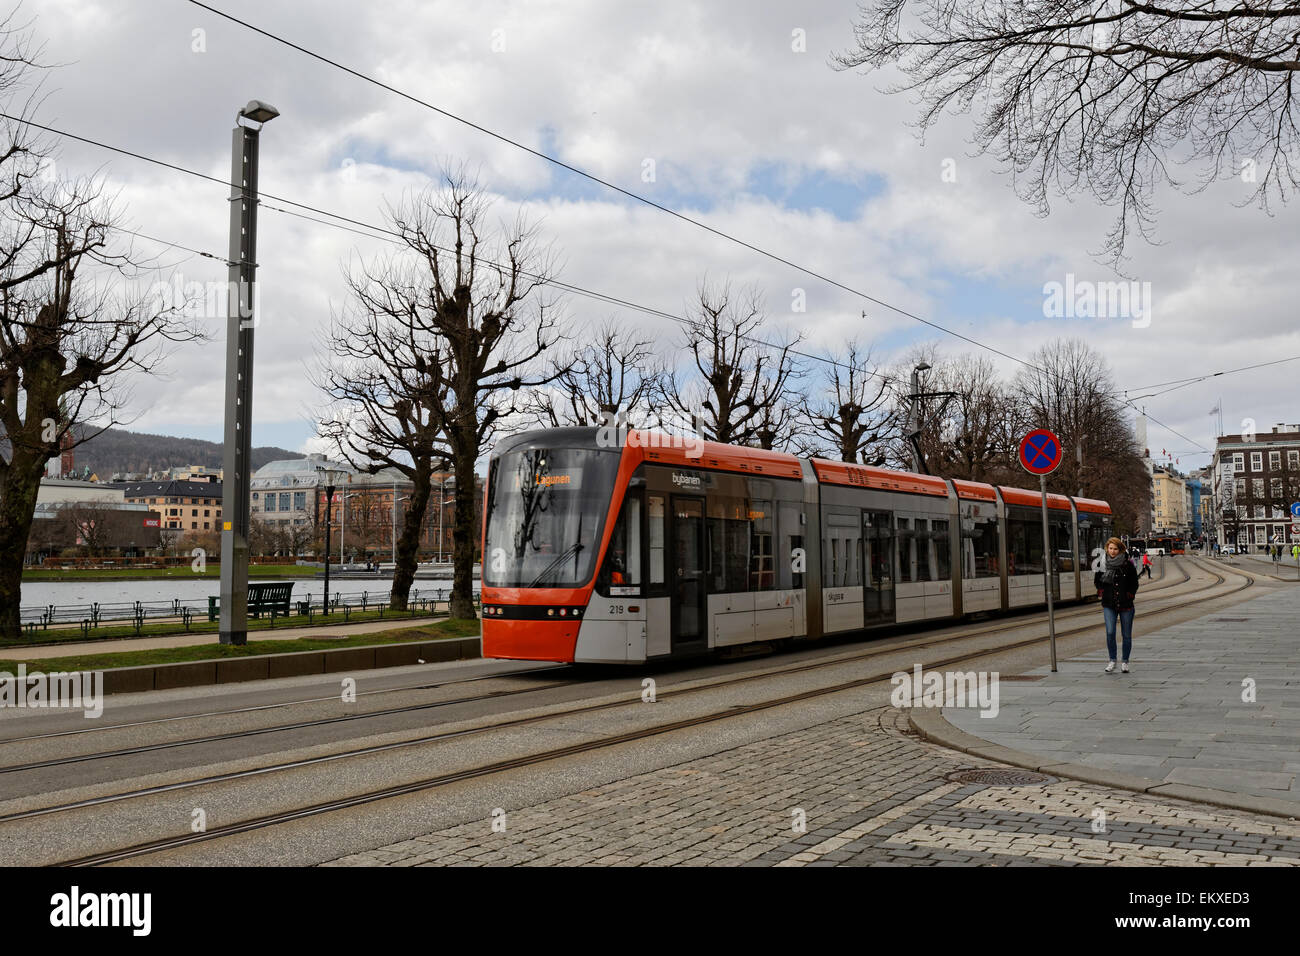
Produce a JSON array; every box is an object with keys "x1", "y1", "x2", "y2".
[
  {"x1": 390, "y1": 459, "x2": 432, "y2": 612},
  {"x1": 449, "y1": 440, "x2": 478, "y2": 620},
  {"x1": 0, "y1": 445, "x2": 48, "y2": 639}
]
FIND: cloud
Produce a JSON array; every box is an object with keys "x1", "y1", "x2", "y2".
[{"x1": 19, "y1": 0, "x2": 1297, "y2": 470}]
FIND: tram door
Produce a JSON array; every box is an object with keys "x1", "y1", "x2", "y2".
[
  {"x1": 863, "y1": 510, "x2": 895, "y2": 624},
  {"x1": 670, "y1": 497, "x2": 707, "y2": 648}
]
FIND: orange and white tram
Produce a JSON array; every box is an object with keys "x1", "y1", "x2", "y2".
[{"x1": 480, "y1": 427, "x2": 1113, "y2": 664}]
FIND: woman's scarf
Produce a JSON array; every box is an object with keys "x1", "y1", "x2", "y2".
[{"x1": 1101, "y1": 550, "x2": 1127, "y2": 584}]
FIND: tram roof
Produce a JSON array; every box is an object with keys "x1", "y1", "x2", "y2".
[
  {"x1": 630, "y1": 432, "x2": 804, "y2": 478},
  {"x1": 1072, "y1": 496, "x2": 1113, "y2": 514},
  {"x1": 812, "y1": 460, "x2": 948, "y2": 497},
  {"x1": 951, "y1": 479, "x2": 997, "y2": 502},
  {"x1": 999, "y1": 486, "x2": 1073, "y2": 511}
]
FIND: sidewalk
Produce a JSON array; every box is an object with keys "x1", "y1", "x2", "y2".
[
  {"x1": 0, "y1": 614, "x2": 446, "y2": 661},
  {"x1": 940, "y1": 584, "x2": 1300, "y2": 810},
  {"x1": 1233, "y1": 550, "x2": 1300, "y2": 580}
]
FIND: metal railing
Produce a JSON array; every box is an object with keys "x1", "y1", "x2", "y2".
[{"x1": 15, "y1": 587, "x2": 481, "y2": 640}]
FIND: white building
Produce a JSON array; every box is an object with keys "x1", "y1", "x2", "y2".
[
  {"x1": 1211, "y1": 424, "x2": 1300, "y2": 551},
  {"x1": 37, "y1": 479, "x2": 125, "y2": 506},
  {"x1": 250, "y1": 454, "x2": 350, "y2": 531}
]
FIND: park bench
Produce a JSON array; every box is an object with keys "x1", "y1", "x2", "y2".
[{"x1": 207, "y1": 582, "x2": 295, "y2": 622}]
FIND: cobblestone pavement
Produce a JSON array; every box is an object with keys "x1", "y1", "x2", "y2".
[
  {"x1": 324, "y1": 708, "x2": 1300, "y2": 867},
  {"x1": 945, "y1": 584, "x2": 1300, "y2": 804}
]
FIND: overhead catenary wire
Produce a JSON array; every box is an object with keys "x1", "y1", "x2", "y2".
[
  {"x1": 109, "y1": 223, "x2": 232, "y2": 265},
  {"x1": 185, "y1": 0, "x2": 1042, "y2": 374},
  {"x1": 0, "y1": 109, "x2": 1233, "y2": 458},
  {"x1": 20, "y1": 108, "x2": 1232, "y2": 431},
  {"x1": 1126, "y1": 354, "x2": 1300, "y2": 396},
  {"x1": 261, "y1": 200, "x2": 913, "y2": 389},
  {"x1": 0, "y1": 109, "x2": 915, "y2": 388},
  {"x1": 1125, "y1": 400, "x2": 1211, "y2": 455}
]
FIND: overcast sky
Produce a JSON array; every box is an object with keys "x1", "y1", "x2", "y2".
[{"x1": 21, "y1": 0, "x2": 1300, "y2": 473}]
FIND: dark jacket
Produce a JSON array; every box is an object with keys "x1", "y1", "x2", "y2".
[{"x1": 1095, "y1": 558, "x2": 1139, "y2": 611}]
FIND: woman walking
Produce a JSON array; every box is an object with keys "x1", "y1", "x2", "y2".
[{"x1": 1096, "y1": 536, "x2": 1139, "y2": 673}]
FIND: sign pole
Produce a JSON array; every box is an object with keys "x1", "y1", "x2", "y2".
[
  {"x1": 1040, "y1": 474, "x2": 1057, "y2": 672},
  {"x1": 1019, "y1": 427, "x2": 1063, "y2": 673}
]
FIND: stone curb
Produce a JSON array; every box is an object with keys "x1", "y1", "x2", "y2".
[
  {"x1": 96, "y1": 636, "x2": 483, "y2": 696},
  {"x1": 908, "y1": 707, "x2": 1300, "y2": 821}
]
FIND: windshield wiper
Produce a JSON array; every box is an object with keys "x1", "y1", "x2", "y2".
[
  {"x1": 528, "y1": 542, "x2": 584, "y2": 588},
  {"x1": 527, "y1": 513, "x2": 585, "y2": 589}
]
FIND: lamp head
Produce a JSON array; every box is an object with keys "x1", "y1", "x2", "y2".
[{"x1": 238, "y1": 99, "x2": 280, "y2": 126}]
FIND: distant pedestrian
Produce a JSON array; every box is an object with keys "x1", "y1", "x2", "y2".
[
  {"x1": 1139, "y1": 551, "x2": 1152, "y2": 579},
  {"x1": 1096, "y1": 536, "x2": 1139, "y2": 674},
  {"x1": 1273, "y1": 545, "x2": 1282, "y2": 566},
  {"x1": 1292, "y1": 544, "x2": 1299, "y2": 561}
]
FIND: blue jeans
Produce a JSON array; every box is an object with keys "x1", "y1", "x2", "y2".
[{"x1": 1103, "y1": 606, "x2": 1134, "y2": 662}]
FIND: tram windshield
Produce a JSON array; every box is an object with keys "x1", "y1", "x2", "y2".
[{"x1": 483, "y1": 446, "x2": 621, "y2": 588}]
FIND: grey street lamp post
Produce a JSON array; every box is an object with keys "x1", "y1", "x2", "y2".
[
  {"x1": 316, "y1": 467, "x2": 345, "y2": 615},
  {"x1": 219, "y1": 99, "x2": 279, "y2": 646}
]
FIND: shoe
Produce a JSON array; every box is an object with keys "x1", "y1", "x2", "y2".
[
  {"x1": 1121, "y1": 662, "x2": 1129, "y2": 673},
  {"x1": 1105, "y1": 661, "x2": 1115, "y2": 673}
]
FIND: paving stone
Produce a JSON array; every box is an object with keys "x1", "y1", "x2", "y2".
[{"x1": 324, "y1": 705, "x2": 1300, "y2": 868}]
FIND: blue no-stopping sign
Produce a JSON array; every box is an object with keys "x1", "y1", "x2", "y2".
[{"x1": 1019, "y1": 429, "x2": 1063, "y2": 476}]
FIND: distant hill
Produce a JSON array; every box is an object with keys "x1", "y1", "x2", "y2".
[{"x1": 68, "y1": 427, "x2": 300, "y2": 479}]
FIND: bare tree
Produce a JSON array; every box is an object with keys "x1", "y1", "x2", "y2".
[
  {"x1": 0, "y1": 40, "x2": 199, "y2": 636},
  {"x1": 835, "y1": 1, "x2": 1300, "y2": 261},
  {"x1": 526, "y1": 319, "x2": 665, "y2": 429},
  {"x1": 59, "y1": 500, "x2": 118, "y2": 557},
  {"x1": 1013, "y1": 338, "x2": 1151, "y2": 531},
  {"x1": 319, "y1": 168, "x2": 562, "y2": 618},
  {"x1": 315, "y1": 290, "x2": 450, "y2": 608},
  {"x1": 665, "y1": 279, "x2": 804, "y2": 447},
  {"x1": 797, "y1": 341, "x2": 893, "y2": 463},
  {"x1": 883, "y1": 346, "x2": 1023, "y2": 482},
  {"x1": 1219, "y1": 471, "x2": 1242, "y2": 548}
]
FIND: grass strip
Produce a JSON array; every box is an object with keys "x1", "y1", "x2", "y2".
[
  {"x1": 23, "y1": 564, "x2": 321, "y2": 581},
  {"x1": 6, "y1": 604, "x2": 456, "y2": 646}
]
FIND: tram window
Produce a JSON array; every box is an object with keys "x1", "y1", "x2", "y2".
[
  {"x1": 1050, "y1": 517, "x2": 1071, "y2": 571},
  {"x1": 750, "y1": 499, "x2": 774, "y2": 591},
  {"x1": 897, "y1": 517, "x2": 918, "y2": 583},
  {"x1": 708, "y1": 515, "x2": 749, "y2": 593},
  {"x1": 960, "y1": 508, "x2": 999, "y2": 579},
  {"x1": 788, "y1": 534, "x2": 804, "y2": 589},
  {"x1": 599, "y1": 495, "x2": 642, "y2": 593},
  {"x1": 778, "y1": 502, "x2": 803, "y2": 589},
  {"x1": 1007, "y1": 512, "x2": 1045, "y2": 575},
  {"x1": 899, "y1": 515, "x2": 943, "y2": 583},
  {"x1": 648, "y1": 495, "x2": 665, "y2": 586},
  {"x1": 933, "y1": 519, "x2": 950, "y2": 580},
  {"x1": 824, "y1": 512, "x2": 861, "y2": 588}
]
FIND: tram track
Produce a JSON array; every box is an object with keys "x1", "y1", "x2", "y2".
[
  {"x1": 0, "y1": 554, "x2": 1192, "y2": 776},
  {"x1": 1, "y1": 554, "x2": 1191, "y2": 747},
  {"x1": 10, "y1": 557, "x2": 1253, "y2": 865},
  {"x1": 0, "y1": 663, "x2": 569, "y2": 745}
]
